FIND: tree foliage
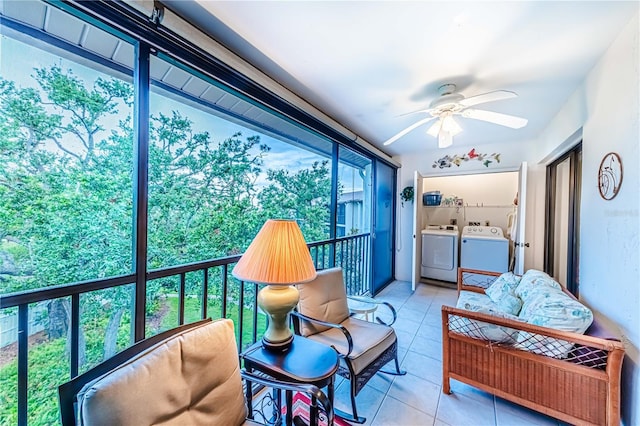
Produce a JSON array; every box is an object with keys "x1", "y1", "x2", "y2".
[{"x1": 0, "y1": 65, "x2": 332, "y2": 424}]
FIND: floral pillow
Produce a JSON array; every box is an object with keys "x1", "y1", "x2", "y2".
[
  {"x1": 485, "y1": 272, "x2": 523, "y2": 315},
  {"x1": 515, "y1": 288, "x2": 593, "y2": 358},
  {"x1": 455, "y1": 291, "x2": 522, "y2": 343},
  {"x1": 514, "y1": 269, "x2": 561, "y2": 301}
]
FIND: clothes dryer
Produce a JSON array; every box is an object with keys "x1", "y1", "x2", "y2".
[
  {"x1": 460, "y1": 226, "x2": 509, "y2": 273},
  {"x1": 421, "y1": 225, "x2": 459, "y2": 283}
]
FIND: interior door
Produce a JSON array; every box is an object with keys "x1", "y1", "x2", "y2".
[
  {"x1": 372, "y1": 161, "x2": 395, "y2": 294},
  {"x1": 412, "y1": 171, "x2": 425, "y2": 290},
  {"x1": 514, "y1": 162, "x2": 528, "y2": 275}
]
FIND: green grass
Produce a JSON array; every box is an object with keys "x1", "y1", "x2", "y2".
[{"x1": 159, "y1": 295, "x2": 267, "y2": 350}]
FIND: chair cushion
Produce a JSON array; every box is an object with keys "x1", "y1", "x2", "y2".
[
  {"x1": 78, "y1": 319, "x2": 247, "y2": 426},
  {"x1": 305, "y1": 317, "x2": 396, "y2": 375},
  {"x1": 297, "y1": 267, "x2": 350, "y2": 336}
]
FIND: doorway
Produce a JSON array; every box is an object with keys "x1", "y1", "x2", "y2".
[{"x1": 545, "y1": 143, "x2": 582, "y2": 295}]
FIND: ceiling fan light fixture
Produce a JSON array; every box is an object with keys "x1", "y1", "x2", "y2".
[
  {"x1": 438, "y1": 131, "x2": 454, "y2": 149},
  {"x1": 426, "y1": 120, "x2": 441, "y2": 137},
  {"x1": 441, "y1": 114, "x2": 462, "y2": 136},
  {"x1": 426, "y1": 114, "x2": 462, "y2": 138}
]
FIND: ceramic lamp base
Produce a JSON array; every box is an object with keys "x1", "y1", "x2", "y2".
[{"x1": 257, "y1": 284, "x2": 299, "y2": 352}]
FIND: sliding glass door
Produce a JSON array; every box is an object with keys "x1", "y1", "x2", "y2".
[
  {"x1": 372, "y1": 160, "x2": 396, "y2": 293},
  {"x1": 545, "y1": 143, "x2": 582, "y2": 295}
]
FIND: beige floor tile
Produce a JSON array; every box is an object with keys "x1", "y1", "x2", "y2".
[
  {"x1": 401, "y1": 350, "x2": 442, "y2": 385},
  {"x1": 387, "y1": 372, "x2": 441, "y2": 416},
  {"x1": 333, "y1": 378, "x2": 386, "y2": 423},
  {"x1": 495, "y1": 397, "x2": 560, "y2": 426},
  {"x1": 409, "y1": 334, "x2": 442, "y2": 361},
  {"x1": 370, "y1": 395, "x2": 436, "y2": 426},
  {"x1": 436, "y1": 391, "x2": 497, "y2": 426}
]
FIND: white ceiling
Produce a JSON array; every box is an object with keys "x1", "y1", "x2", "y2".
[{"x1": 163, "y1": 1, "x2": 638, "y2": 157}]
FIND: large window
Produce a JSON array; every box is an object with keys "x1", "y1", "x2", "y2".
[
  {"x1": 147, "y1": 54, "x2": 333, "y2": 270},
  {"x1": 144, "y1": 54, "x2": 333, "y2": 335},
  {"x1": 0, "y1": 2, "x2": 136, "y2": 422}
]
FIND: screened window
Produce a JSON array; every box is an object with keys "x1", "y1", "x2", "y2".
[{"x1": 0, "y1": 1, "x2": 136, "y2": 422}]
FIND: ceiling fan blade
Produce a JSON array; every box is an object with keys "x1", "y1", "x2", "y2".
[
  {"x1": 459, "y1": 90, "x2": 517, "y2": 107},
  {"x1": 463, "y1": 109, "x2": 528, "y2": 128},
  {"x1": 383, "y1": 116, "x2": 437, "y2": 145},
  {"x1": 397, "y1": 108, "x2": 432, "y2": 117}
]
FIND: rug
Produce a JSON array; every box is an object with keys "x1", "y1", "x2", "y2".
[{"x1": 281, "y1": 391, "x2": 351, "y2": 426}]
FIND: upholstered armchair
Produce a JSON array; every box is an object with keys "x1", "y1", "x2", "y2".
[
  {"x1": 58, "y1": 318, "x2": 332, "y2": 426},
  {"x1": 292, "y1": 267, "x2": 405, "y2": 424}
]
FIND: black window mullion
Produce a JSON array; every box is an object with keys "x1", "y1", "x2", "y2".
[
  {"x1": 178, "y1": 273, "x2": 186, "y2": 325},
  {"x1": 17, "y1": 304, "x2": 28, "y2": 426},
  {"x1": 329, "y1": 144, "x2": 339, "y2": 266},
  {"x1": 201, "y1": 268, "x2": 208, "y2": 320},
  {"x1": 70, "y1": 294, "x2": 80, "y2": 377},
  {"x1": 133, "y1": 42, "x2": 151, "y2": 342}
]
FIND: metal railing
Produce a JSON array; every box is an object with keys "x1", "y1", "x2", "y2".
[{"x1": 0, "y1": 232, "x2": 370, "y2": 426}]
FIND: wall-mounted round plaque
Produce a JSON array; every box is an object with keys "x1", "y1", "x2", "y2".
[{"x1": 598, "y1": 152, "x2": 623, "y2": 200}]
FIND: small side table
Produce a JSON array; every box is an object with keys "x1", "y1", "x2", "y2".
[
  {"x1": 348, "y1": 295, "x2": 378, "y2": 322},
  {"x1": 241, "y1": 335, "x2": 339, "y2": 426}
]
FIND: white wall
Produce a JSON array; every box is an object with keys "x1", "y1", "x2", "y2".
[{"x1": 579, "y1": 12, "x2": 639, "y2": 425}]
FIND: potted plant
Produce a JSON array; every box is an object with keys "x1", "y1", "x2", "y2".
[{"x1": 400, "y1": 186, "x2": 414, "y2": 207}]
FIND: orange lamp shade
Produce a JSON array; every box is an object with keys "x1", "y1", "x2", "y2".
[{"x1": 232, "y1": 219, "x2": 317, "y2": 285}]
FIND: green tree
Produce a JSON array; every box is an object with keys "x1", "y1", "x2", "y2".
[
  {"x1": 0, "y1": 63, "x2": 333, "y2": 424},
  {"x1": 259, "y1": 160, "x2": 331, "y2": 243}
]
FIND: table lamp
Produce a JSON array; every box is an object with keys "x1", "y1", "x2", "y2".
[{"x1": 232, "y1": 219, "x2": 317, "y2": 351}]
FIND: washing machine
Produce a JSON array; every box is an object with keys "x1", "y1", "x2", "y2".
[
  {"x1": 460, "y1": 226, "x2": 509, "y2": 273},
  {"x1": 421, "y1": 225, "x2": 459, "y2": 283}
]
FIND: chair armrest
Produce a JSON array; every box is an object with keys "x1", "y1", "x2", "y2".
[
  {"x1": 347, "y1": 295, "x2": 398, "y2": 326},
  {"x1": 291, "y1": 311, "x2": 354, "y2": 357},
  {"x1": 241, "y1": 369, "x2": 333, "y2": 426}
]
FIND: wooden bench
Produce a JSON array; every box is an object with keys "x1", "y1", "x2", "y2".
[{"x1": 441, "y1": 268, "x2": 625, "y2": 425}]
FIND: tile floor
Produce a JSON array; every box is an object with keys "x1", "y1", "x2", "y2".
[{"x1": 327, "y1": 280, "x2": 565, "y2": 426}]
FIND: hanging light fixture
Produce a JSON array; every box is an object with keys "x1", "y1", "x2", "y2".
[{"x1": 426, "y1": 111, "x2": 461, "y2": 148}]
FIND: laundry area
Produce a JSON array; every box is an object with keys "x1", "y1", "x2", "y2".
[{"x1": 413, "y1": 171, "x2": 519, "y2": 289}]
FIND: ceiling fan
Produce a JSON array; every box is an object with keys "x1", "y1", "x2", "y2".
[{"x1": 383, "y1": 84, "x2": 528, "y2": 148}]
